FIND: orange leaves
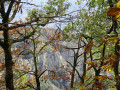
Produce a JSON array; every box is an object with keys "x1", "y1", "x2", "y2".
[
  {"x1": 87, "y1": 65, "x2": 93, "y2": 71},
  {"x1": 107, "y1": 1, "x2": 120, "y2": 20},
  {"x1": 70, "y1": 71, "x2": 74, "y2": 75},
  {"x1": 98, "y1": 41, "x2": 104, "y2": 47},
  {"x1": 107, "y1": 8, "x2": 120, "y2": 20},
  {"x1": 49, "y1": 70, "x2": 55, "y2": 74},
  {"x1": 92, "y1": 81, "x2": 105, "y2": 90},
  {"x1": 60, "y1": 65, "x2": 64, "y2": 69},
  {"x1": 14, "y1": 3, "x2": 18, "y2": 9},
  {"x1": 100, "y1": 75, "x2": 107, "y2": 82},
  {"x1": 35, "y1": 40, "x2": 42, "y2": 44},
  {"x1": 109, "y1": 55, "x2": 118, "y2": 59},
  {"x1": 52, "y1": 47, "x2": 58, "y2": 53},
  {"x1": 103, "y1": 61, "x2": 109, "y2": 65},
  {"x1": 84, "y1": 41, "x2": 95, "y2": 54},
  {"x1": 20, "y1": 6, "x2": 23, "y2": 14},
  {"x1": 48, "y1": 35, "x2": 53, "y2": 40},
  {"x1": 100, "y1": 57, "x2": 107, "y2": 60},
  {"x1": 98, "y1": 34, "x2": 118, "y2": 47},
  {"x1": 14, "y1": 3, "x2": 23, "y2": 14},
  {"x1": 86, "y1": 61, "x2": 97, "y2": 71},
  {"x1": 98, "y1": 39, "x2": 107, "y2": 47},
  {"x1": 0, "y1": 63, "x2": 5, "y2": 71},
  {"x1": 109, "y1": 60, "x2": 114, "y2": 66}
]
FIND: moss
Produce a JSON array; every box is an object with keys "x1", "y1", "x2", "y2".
[{"x1": 8, "y1": 40, "x2": 13, "y2": 46}]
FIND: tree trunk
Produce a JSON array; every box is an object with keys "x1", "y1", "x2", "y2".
[
  {"x1": 81, "y1": 77, "x2": 84, "y2": 84},
  {"x1": 114, "y1": 40, "x2": 120, "y2": 90},
  {"x1": 95, "y1": 70, "x2": 100, "y2": 82},
  {"x1": 70, "y1": 55, "x2": 77, "y2": 88},
  {"x1": 33, "y1": 41, "x2": 40, "y2": 90},
  {"x1": 4, "y1": 47, "x2": 14, "y2": 90},
  {"x1": 82, "y1": 50, "x2": 87, "y2": 83},
  {"x1": 4, "y1": 28, "x2": 14, "y2": 89},
  {"x1": 35, "y1": 73, "x2": 40, "y2": 90}
]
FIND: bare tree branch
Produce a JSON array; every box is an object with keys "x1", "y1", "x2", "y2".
[
  {"x1": 0, "y1": 18, "x2": 48, "y2": 31},
  {"x1": 12, "y1": 25, "x2": 36, "y2": 43},
  {"x1": 4, "y1": 0, "x2": 15, "y2": 22},
  {"x1": 9, "y1": 2, "x2": 20, "y2": 22},
  {"x1": 15, "y1": 1, "x2": 39, "y2": 7},
  {"x1": 0, "y1": 2, "x2": 5, "y2": 19}
]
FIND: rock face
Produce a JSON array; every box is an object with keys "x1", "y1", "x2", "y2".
[
  {"x1": 37, "y1": 52, "x2": 68, "y2": 70},
  {"x1": 36, "y1": 51, "x2": 72, "y2": 89},
  {"x1": 35, "y1": 48, "x2": 83, "y2": 89},
  {"x1": 16, "y1": 40, "x2": 84, "y2": 89}
]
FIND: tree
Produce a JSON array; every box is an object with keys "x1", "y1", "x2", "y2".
[{"x1": 0, "y1": 0, "x2": 70, "y2": 89}]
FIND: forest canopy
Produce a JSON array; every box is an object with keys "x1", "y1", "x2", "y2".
[{"x1": 0, "y1": 0, "x2": 120, "y2": 90}]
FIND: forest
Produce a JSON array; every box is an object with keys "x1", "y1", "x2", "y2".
[{"x1": 0, "y1": 0, "x2": 120, "y2": 90}]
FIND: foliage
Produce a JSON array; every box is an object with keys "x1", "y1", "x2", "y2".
[{"x1": 1, "y1": 0, "x2": 120, "y2": 90}]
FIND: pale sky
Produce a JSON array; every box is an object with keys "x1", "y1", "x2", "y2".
[
  {"x1": 14, "y1": 0, "x2": 86, "y2": 28},
  {"x1": 15, "y1": 0, "x2": 86, "y2": 20}
]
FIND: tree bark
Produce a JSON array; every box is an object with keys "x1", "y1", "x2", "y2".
[
  {"x1": 70, "y1": 57, "x2": 76, "y2": 88},
  {"x1": 33, "y1": 40, "x2": 40, "y2": 90},
  {"x1": 3, "y1": 28, "x2": 14, "y2": 89},
  {"x1": 82, "y1": 50, "x2": 87, "y2": 83},
  {"x1": 35, "y1": 73, "x2": 40, "y2": 90},
  {"x1": 4, "y1": 46, "x2": 14, "y2": 90},
  {"x1": 114, "y1": 40, "x2": 120, "y2": 90},
  {"x1": 1, "y1": 1, "x2": 15, "y2": 89}
]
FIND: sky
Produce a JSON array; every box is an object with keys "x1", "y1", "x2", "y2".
[
  {"x1": 15, "y1": 0, "x2": 86, "y2": 28},
  {"x1": 16, "y1": 0, "x2": 86, "y2": 19}
]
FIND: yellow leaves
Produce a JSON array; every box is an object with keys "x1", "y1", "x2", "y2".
[
  {"x1": 109, "y1": 85, "x2": 116, "y2": 88},
  {"x1": 101, "y1": 65, "x2": 108, "y2": 69},
  {"x1": 107, "y1": 1, "x2": 120, "y2": 20},
  {"x1": 117, "y1": 1, "x2": 120, "y2": 8},
  {"x1": 101, "y1": 65, "x2": 113, "y2": 73},
  {"x1": 109, "y1": 38, "x2": 118, "y2": 43},
  {"x1": 113, "y1": 39, "x2": 117, "y2": 43},
  {"x1": 101, "y1": 65, "x2": 109, "y2": 70},
  {"x1": 86, "y1": 61, "x2": 92, "y2": 64},
  {"x1": 79, "y1": 88, "x2": 86, "y2": 90}
]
